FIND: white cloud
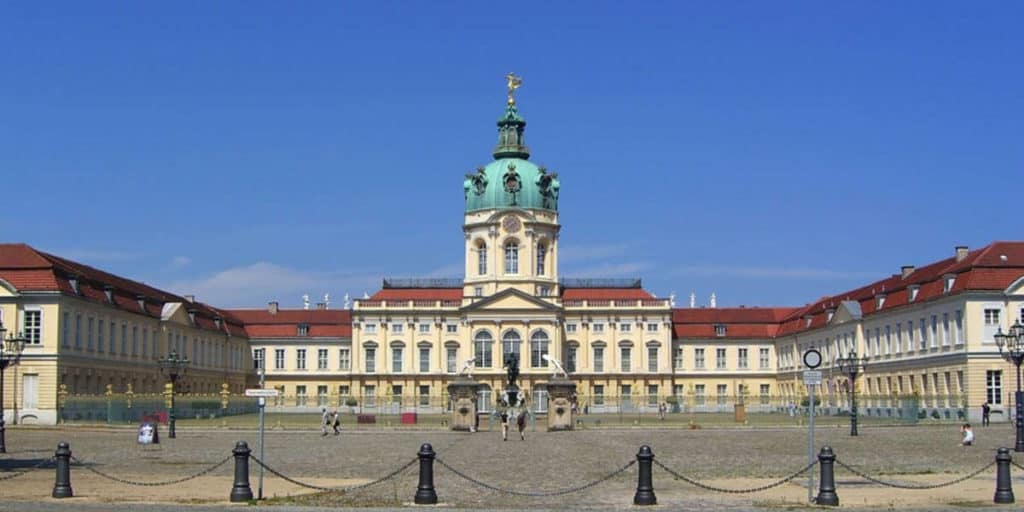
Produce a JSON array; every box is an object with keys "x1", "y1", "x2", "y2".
[
  {"x1": 169, "y1": 256, "x2": 191, "y2": 268},
  {"x1": 668, "y1": 265, "x2": 878, "y2": 280},
  {"x1": 161, "y1": 262, "x2": 382, "y2": 308}
]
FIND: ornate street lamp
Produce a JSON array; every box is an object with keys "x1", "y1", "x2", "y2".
[
  {"x1": 158, "y1": 350, "x2": 189, "y2": 439},
  {"x1": 835, "y1": 350, "x2": 869, "y2": 436},
  {"x1": 994, "y1": 320, "x2": 1024, "y2": 452},
  {"x1": 0, "y1": 321, "x2": 27, "y2": 453}
]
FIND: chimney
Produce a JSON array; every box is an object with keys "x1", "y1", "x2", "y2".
[
  {"x1": 710, "y1": 292, "x2": 717, "y2": 309},
  {"x1": 316, "y1": 302, "x2": 326, "y2": 310},
  {"x1": 900, "y1": 265, "x2": 915, "y2": 279},
  {"x1": 184, "y1": 294, "x2": 195, "y2": 303},
  {"x1": 268, "y1": 301, "x2": 279, "y2": 315},
  {"x1": 955, "y1": 245, "x2": 969, "y2": 262},
  {"x1": 689, "y1": 291, "x2": 696, "y2": 309}
]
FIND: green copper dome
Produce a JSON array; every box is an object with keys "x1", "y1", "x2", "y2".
[{"x1": 463, "y1": 102, "x2": 560, "y2": 212}]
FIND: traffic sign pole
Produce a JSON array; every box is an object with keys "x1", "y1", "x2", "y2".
[
  {"x1": 802, "y1": 349, "x2": 822, "y2": 504},
  {"x1": 257, "y1": 365, "x2": 266, "y2": 500},
  {"x1": 808, "y1": 380, "x2": 815, "y2": 503}
]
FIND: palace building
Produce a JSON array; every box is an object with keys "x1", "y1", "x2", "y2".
[{"x1": 2, "y1": 79, "x2": 1023, "y2": 425}]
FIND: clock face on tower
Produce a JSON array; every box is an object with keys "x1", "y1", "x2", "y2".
[{"x1": 502, "y1": 215, "x2": 521, "y2": 233}]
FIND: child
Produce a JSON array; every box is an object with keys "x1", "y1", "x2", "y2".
[{"x1": 960, "y1": 423, "x2": 974, "y2": 446}]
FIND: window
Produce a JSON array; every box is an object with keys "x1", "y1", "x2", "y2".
[
  {"x1": 132, "y1": 326, "x2": 138, "y2": 356},
  {"x1": 759, "y1": 348, "x2": 769, "y2": 369},
  {"x1": 419, "y1": 347, "x2": 430, "y2": 373},
  {"x1": 446, "y1": 324, "x2": 458, "y2": 334},
  {"x1": 717, "y1": 384, "x2": 728, "y2": 405},
  {"x1": 738, "y1": 348, "x2": 748, "y2": 369},
  {"x1": 647, "y1": 346, "x2": 658, "y2": 372},
  {"x1": 365, "y1": 348, "x2": 376, "y2": 373},
  {"x1": 919, "y1": 318, "x2": 927, "y2": 350},
  {"x1": 477, "y1": 242, "x2": 487, "y2": 275},
  {"x1": 418, "y1": 323, "x2": 430, "y2": 334},
  {"x1": 530, "y1": 331, "x2": 549, "y2": 367},
  {"x1": 96, "y1": 321, "x2": 104, "y2": 354},
  {"x1": 74, "y1": 313, "x2": 81, "y2": 348},
  {"x1": 536, "y1": 242, "x2": 546, "y2": 275},
  {"x1": 907, "y1": 321, "x2": 915, "y2": 349},
  {"x1": 647, "y1": 323, "x2": 658, "y2": 333},
  {"x1": 141, "y1": 329, "x2": 148, "y2": 359},
  {"x1": 594, "y1": 346, "x2": 604, "y2": 372},
  {"x1": 419, "y1": 385, "x2": 430, "y2": 406},
  {"x1": 955, "y1": 310, "x2": 963, "y2": 344},
  {"x1": 673, "y1": 347, "x2": 684, "y2": 369},
  {"x1": 714, "y1": 324, "x2": 726, "y2": 337},
  {"x1": 296, "y1": 349, "x2": 306, "y2": 370},
  {"x1": 296, "y1": 385, "x2": 307, "y2": 406},
  {"x1": 297, "y1": 323, "x2": 309, "y2": 337},
  {"x1": 594, "y1": 385, "x2": 605, "y2": 405},
  {"x1": 392, "y1": 347, "x2": 403, "y2": 373},
  {"x1": 121, "y1": 323, "x2": 127, "y2": 355},
  {"x1": 930, "y1": 315, "x2": 938, "y2": 347},
  {"x1": 364, "y1": 385, "x2": 376, "y2": 407},
  {"x1": 339, "y1": 348, "x2": 351, "y2": 370},
  {"x1": 592, "y1": 323, "x2": 605, "y2": 334},
  {"x1": 446, "y1": 347, "x2": 457, "y2": 373},
  {"x1": 364, "y1": 323, "x2": 377, "y2": 334},
  {"x1": 619, "y1": 323, "x2": 632, "y2": 333},
  {"x1": 716, "y1": 348, "x2": 727, "y2": 369},
  {"x1": 317, "y1": 385, "x2": 328, "y2": 407},
  {"x1": 391, "y1": 323, "x2": 404, "y2": 334},
  {"x1": 504, "y1": 241, "x2": 519, "y2": 274},
  {"x1": 567, "y1": 346, "x2": 577, "y2": 373},
  {"x1": 695, "y1": 348, "x2": 705, "y2": 369},
  {"x1": 985, "y1": 308, "x2": 1000, "y2": 325},
  {"x1": 647, "y1": 385, "x2": 658, "y2": 406},
  {"x1": 566, "y1": 323, "x2": 577, "y2": 334},
  {"x1": 474, "y1": 286, "x2": 483, "y2": 297},
  {"x1": 317, "y1": 349, "x2": 328, "y2": 370},
  {"x1": 61, "y1": 311, "x2": 69, "y2": 347},
  {"x1": 695, "y1": 384, "x2": 706, "y2": 405},
  {"x1": 620, "y1": 347, "x2": 631, "y2": 372},
  {"x1": 942, "y1": 313, "x2": 950, "y2": 346},
  {"x1": 391, "y1": 385, "x2": 402, "y2": 404},
  {"x1": 86, "y1": 317, "x2": 94, "y2": 350},
  {"x1": 538, "y1": 285, "x2": 550, "y2": 296},
  {"x1": 895, "y1": 323, "x2": 903, "y2": 352},
  {"x1": 987, "y1": 370, "x2": 1002, "y2": 405},
  {"x1": 760, "y1": 384, "x2": 770, "y2": 405},
  {"x1": 502, "y1": 330, "x2": 521, "y2": 363},
  {"x1": 254, "y1": 348, "x2": 265, "y2": 369},
  {"x1": 339, "y1": 385, "x2": 350, "y2": 404},
  {"x1": 274, "y1": 349, "x2": 285, "y2": 369},
  {"x1": 474, "y1": 331, "x2": 493, "y2": 367},
  {"x1": 884, "y1": 325, "x2": 891, "y2": 355}
]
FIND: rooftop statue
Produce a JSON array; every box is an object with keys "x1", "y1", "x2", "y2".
[
  {"x1": 506, "y1": 72, "x2": 522, "y2": 105},
  {"x1": 459, "y1": 357, "x2": 477, "y2": 378}
]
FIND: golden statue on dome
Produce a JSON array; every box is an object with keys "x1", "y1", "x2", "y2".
[{"x1": 506, "y1": 72, "x2": 522, "y2": 105}]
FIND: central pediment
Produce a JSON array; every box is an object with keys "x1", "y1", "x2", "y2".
[{"x1": 461, "y1": 288, "x2": 561, "y2": 313}]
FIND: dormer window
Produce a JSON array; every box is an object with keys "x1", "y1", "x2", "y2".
[
  {"x1": 908, "y1": 285, "x2": 920, "y2": 302},
  {"x1": 714, "y1": 324, "x2": 727, "y2": 337},
  {"x1": 214, "y1": 316, "x2": 223, "y2": 329},
  {"x1": 104, "y1": 285, "x2": 114, "y2": 302},
  {"x1": 297, "y1": 323, "x2": 310, "y2": 337},
  {"x1": 187, "y1": 309, "x2": 196, "y2": 324},
  {"x1": 804, "y1": 315, "x2": 813, "y2": 328},
  {"x1": 943, "y1": 274, "x2": 956, "y2": 293},
  {"x1": 876, "y1": 294, "x2": 886, "y2": 310},
  {"x1": 826, "y1": 309, "x2": 835, "y2": 322},
  {"x1": 69, "y1": 276, "x2": 80, "y2": 295}
]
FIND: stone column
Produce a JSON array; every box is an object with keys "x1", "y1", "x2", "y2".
[
  {"x1": 447, "y1": 378, "x2": 481, "y2": 431},
  {"x1": 545, "y1": 379, "x2": 576, "y2": 431}
]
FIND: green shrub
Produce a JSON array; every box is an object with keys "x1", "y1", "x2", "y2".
[
  {"x1": 344, "y1": 398, "x2": 358, "y2": 407},
  {"x1": 665, "y1": 396, "x2": 679, "y2": 404},
  {"x1": 800, "y1": 398, "x2": 821, "y2": 407}
]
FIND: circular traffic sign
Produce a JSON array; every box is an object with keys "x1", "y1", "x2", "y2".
[{"x1": 803, "y1": 348, "x2": 822, "y2": 369}]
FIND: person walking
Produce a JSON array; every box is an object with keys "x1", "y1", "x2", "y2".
[
  {"x1": 332, "y1": 410, "x2": 341, "y2": 435},
  {"x1": 500, "y1": 410, "x2": 509, "y2": 441},
  {"x1": 320, "y1": 408, "x2": 330, "y2": 436},
  {"x1": 516, "y1": 410, "x2": 527, "y2": 441},
  {"x1": 982, "y1": 402, "x2": 991, "y2": 426}
]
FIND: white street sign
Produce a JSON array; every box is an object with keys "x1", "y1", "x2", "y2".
[
  {"x1": 802, "y1": 370, "x2": 822, "y2": 385},
  {"x1": 245, "y1": 388, "x2": 279, "y2": 398}
]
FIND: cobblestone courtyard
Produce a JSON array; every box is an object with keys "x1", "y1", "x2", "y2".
[{"x1": 2, "y1": 423, "x2": 1023, "y2": 510}]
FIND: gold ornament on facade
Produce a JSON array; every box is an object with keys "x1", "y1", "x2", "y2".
[{"x1": 506, "y1": 72, "x2": 522, "y2": 105}]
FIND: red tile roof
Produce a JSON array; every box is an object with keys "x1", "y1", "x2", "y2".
[
  {"x1": 369, "y1": 288, "x2": 464, "y2": 301},
  {"x1": 672, "y1": 307, "x2": 794, "y2": 339},
  {"x1": 229, "y1": 309, "x2": 353, "y2": 338},
  {"x1": 562, "y1": 288, "x2": 654, "y2": 300}
]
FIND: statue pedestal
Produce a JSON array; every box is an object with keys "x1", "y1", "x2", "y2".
[
  {"x1": 447, "y1": 378, "x2": 481, "y2": 432},
  {"x1": 544, "y1": 379, "x2": 576, "y2": 431}
]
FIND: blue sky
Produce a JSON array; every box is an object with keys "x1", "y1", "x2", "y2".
[{"x1": 2, "y1": 2, "x2": 1022, "y2": 308}]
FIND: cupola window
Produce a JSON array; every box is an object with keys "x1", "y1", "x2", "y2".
[
  {"x1": 536, "y1": 242, "x2": 547, "y2": 276},
  {"x1": 477, "y1": 241, "x2": 487, "y2": 275},
  {"x1": 504, "y1": 241, "x2": 519, "y2": 274}
]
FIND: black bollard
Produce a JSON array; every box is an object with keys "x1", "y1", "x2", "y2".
[
  {"x1": 633, "y1": 445, "x2": 657, "y2": 505},
  {"x1": 815, "y1": 446, "x2": 839, "y2": 506},
  {"x1": 994, "y1": 447, "x2": 1014, "y2": 504},
  {"x1": 414, "y1": 443, "x2": 438, "y2": 504},
  {"x1": 230, "y1": 441, "x2": 254, "y2": 502},
  {"x1": 52, "y1": 441, "x2": 73, "y2": 498}
]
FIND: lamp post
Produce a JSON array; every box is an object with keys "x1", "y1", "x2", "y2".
[
  {"x1": 994, "y1": 320, "x2": 1024, "y2": 452},
  {"x1": 158, "y1": 350, "x2": 189, "y2": 439},
  {"x1": 0, "y1": 321, "x2": 28, "y2": 453},
  {"x1": 835, "y1": 351, "x2": 868, "y2": 436}
]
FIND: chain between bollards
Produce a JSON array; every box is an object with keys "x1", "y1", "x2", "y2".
[
  {"x1": 633, "y1": 445, "x2": 656, "y2": 506},
  {"x1": 52, "y1": 441, "x2": 73, "y2": 498},
  {"x1": 994, "y1": 447, "x2": 1014, "y2": 504},
  {"x1": 414, "y1": 443, "x2": 438, "y2": 504}
]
